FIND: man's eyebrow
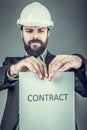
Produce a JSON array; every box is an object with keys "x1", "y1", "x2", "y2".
[
  {"x1": 39, "y1": 27, "x2": 46, "y2": 29},
  {"x1": 25, "y1": 28, "x2": 32, "y2": 30}
]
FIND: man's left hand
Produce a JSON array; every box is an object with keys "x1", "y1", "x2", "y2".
[{"x1": 48, "y1": 55, "x2": 82, "y2": 81}]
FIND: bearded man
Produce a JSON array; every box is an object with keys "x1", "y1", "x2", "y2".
[{"x1": 0, "y1": 2, "x2": 87, "y2": 130}]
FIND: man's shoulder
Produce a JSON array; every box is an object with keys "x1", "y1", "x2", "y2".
[
  {"x1": 3, "y1": 56, "x2": 24, "y2": 65},
  {"x1": 5, "y1": 56, "x2": 23, "y2": 60},
  {"x1": 5, "y1": 56, "x2": 24, "y2": 61}
]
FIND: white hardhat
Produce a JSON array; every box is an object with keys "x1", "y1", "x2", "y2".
[{"x1": 17, "y1": 2, "x2": 54, "y2": 28}]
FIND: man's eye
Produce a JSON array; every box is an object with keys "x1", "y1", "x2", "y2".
[
  {"x1": 38, "y1": 29, "x2": 45, "y2": 33},
  {"x1": 26, "y1": 30, "x2": 33, "y2": 33}
]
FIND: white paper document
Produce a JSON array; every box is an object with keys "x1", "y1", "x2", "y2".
[{"x1": 19, "y1": 72, "x2": 75, "y2": 130}]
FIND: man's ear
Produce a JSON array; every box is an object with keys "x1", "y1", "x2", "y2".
[
  {"x1": 21, "y1": 31, "x2": 23, "y2": 38},
  {"x1": 48, "y1": 30, "x2": 51, "y2": 37}
]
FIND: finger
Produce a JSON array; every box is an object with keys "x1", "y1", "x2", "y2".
[
  {"x1": 14, "y1": 59, "x2": 36, "y2": 73},
  {"x1": 48, "y1": 61, "x2": 65, "y2": 80},
  {"x1": 58, "y1": 62, "x2": 73, "y2": 72},
  {"x1": 38, "y1": 59, "x2": 48, "y2": 78},
  {"x1": 23, "y1": 59, "x2": 36, "y2": 73},
  {"x1": 48, "y1": 63, "x2": 57, "y2": 81},
  {"x1": 48, "y1": 61, "x2": 72, "y2": 80},
  {"x1": 48, "y1": 57, "x2": 62, "y2": 75},
  {"x1": 48, "y1": 68, "x2": 58, "y2": 81},
  {"x1": 26, "y1": 61, "x2": 43, "y2": 79},
  {"x1": 29, "y1": 57, "x2": 45, "y2": 79},
  {"x1": 44, "y1": 64, "x2": 48, "y2": 78}
]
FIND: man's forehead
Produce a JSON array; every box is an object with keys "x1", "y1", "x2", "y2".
[{"x1": 23, "y1": 26, "x2": 47, "y2": 29}]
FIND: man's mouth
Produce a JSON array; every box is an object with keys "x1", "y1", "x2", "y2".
[
  {"x1": 29, "y1": 39, "x2": 42, "y2": 44},
  {"x1": 31, "y1": 42, "x2": 41, "y2": 45},
  {"x1": 30, "y1": 43, "x2": 41, "y2": 50}
]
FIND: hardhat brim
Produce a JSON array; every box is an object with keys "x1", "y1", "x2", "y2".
[{"x1": 17, "y1": 19, "x2": 54, "y2": 29}]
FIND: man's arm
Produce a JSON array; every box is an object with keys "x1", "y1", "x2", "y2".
[
  {"x1": 0, "y1": 58, "x2": 18, "y2": 91},
  {"x1": 75, "y1": 56, "x2": 87, "y2": 97}
]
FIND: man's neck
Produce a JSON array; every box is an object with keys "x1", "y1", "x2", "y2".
[{"x1": 25, "y1": 48, "x2": 48, "y2": 62}]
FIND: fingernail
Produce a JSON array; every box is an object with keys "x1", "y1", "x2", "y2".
[
  {"x1": 48, "y1": 76, "x2": 52, "y2": 81},
  {"x1": 53, "y1": 64, "x2": 56, "y2": 67},
  {"x1": 45, "y1": 73, "x2": 48, "y2": 78},
  {"x1": 58, "y1": 68, "x2": 62, "y2": 71},
  {"x1": 33, "y1": 69, "x2": 36, "y2": 73},
  {"x1": 48, "y1": 73, "x2": 53, "y2": 81},
  {"x1": 39, "y1": 73, "x2": 43, "y2": 79},
  {"x1": 49, "y1": 73, "x2": 53, "y2": 77}
]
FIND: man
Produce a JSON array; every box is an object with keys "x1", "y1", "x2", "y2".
[{"x1": 0, "y1": 2, "x2": 87, "y2": 130}]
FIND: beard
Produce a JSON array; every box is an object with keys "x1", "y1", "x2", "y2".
[{"x1": 23, "y1": 38, "x2": 48, "y2": 57}]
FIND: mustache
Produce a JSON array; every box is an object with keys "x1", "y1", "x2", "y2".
[{"x1": 28, "y1": 39, "x2": 43, "y2": 45}]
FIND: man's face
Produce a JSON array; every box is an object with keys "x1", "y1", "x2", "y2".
[{"x1": 21, "y1": 26, "x2": 50, "y2": 57}]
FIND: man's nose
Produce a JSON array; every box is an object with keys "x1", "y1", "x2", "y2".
[{"x1": 33, "y1": 31, "x2": 38, "y2": 39}]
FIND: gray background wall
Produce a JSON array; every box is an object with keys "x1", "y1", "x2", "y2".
[{"x1": 0, "y1": 0, "x2": 87, "y2": 130}]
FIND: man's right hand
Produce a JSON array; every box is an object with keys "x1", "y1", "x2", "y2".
[{"x1": 9, "y1": 56, "x2": 48, "y2": 79}]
